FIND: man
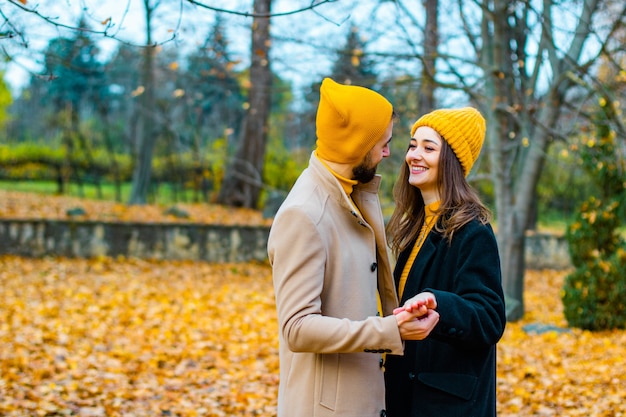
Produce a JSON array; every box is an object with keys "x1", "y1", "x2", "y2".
[{"x1": 267, "y1": 78, "x2": 440, "y2": 417}]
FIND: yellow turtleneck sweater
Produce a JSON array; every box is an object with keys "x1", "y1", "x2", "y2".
[
  {"x1": 398, "y1": 200, "x2": 441, "y2": 300},
  {"x1": 315, "y1": 152, "x2": 360, "y2": 213}
]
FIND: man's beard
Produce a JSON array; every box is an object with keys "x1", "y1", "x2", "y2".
[{"x1": 352, "y1": 153, "x2": 377, "y2": 183}]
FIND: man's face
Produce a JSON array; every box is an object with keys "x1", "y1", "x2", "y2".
[
  {"x1": 352, "y1": 152, "x2": 377, "y2": 183},
  {"x1": 352, "y1": 120, "x2": 393, "y2": 183}
]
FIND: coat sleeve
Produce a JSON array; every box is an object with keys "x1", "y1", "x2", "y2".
[
  {"x1": 268, "y1": 205, "x2": 404, "y2": 355},
  {"x1": 425, "y1": 224, "x2": 506, "y2": 349}
]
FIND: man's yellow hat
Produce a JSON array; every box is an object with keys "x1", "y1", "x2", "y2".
[{"x1": 315, "y1": 78, "x2": 393, "y2": 164}]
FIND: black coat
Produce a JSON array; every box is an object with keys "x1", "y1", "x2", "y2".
[{"x1": 385, "y1": 220, "x2": 506, "y2": 417}]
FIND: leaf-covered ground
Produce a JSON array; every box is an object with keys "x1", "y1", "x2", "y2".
[
  {"x1": 0, "y1": 256, "x2": 279, "y2": 417},
  {"x1": 1, "y1": 256, "x2": 625, "y2": 416},
  {"x1": 498, "y1": 270, "x2": 626, "y2": 416},
  {"x1": 0, "y1": 191, "x2": 624, "y2": 415},
  {"x1": 0, "y1": 191, "x2": 273, "y2": 226}
]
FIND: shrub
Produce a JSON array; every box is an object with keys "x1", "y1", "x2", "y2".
[
  {"x1": 565, "y1": 198, "x2": 622, "y2": 268},
  {"x1": 562, "y1": 100, "x2": 626, "y2": 330},
  {"x1": 562, "y1": 249, "x2": 626, "y2": 330}
]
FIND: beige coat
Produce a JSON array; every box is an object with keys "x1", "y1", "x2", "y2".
[{"x1": 268, "y1": 154, "x2": 402, "y2": 417}]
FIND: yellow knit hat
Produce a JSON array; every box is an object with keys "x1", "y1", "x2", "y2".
[
  {"x1": 411, "y1": 107, "x2": 486, "y2": 177},
  {"x1": 315, "y1": 78, "x2": 393, "y2": 164}
]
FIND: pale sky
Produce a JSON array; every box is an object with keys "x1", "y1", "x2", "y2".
[{"x1": 2, "y1": 0, "x2": 415, "y2": 99}]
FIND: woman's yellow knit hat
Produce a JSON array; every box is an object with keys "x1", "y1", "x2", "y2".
[
  {"x1": 411, "y1": 107, "x2": 486, "y2": 177},
  {"x1": 316, "y1": 78, "x2": 393, "y2": 164}
]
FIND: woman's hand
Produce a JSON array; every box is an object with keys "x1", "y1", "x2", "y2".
[{"x1": 394, "y1": 291, "x2": 437, "y2": 316}]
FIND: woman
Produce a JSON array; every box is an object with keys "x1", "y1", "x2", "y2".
[{"x1": 384, "y1": 107, "x2": 506, "y2": 417}]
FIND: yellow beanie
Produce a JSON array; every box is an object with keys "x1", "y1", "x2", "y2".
[
  {"x1": 411, "y1": 107, "x2": 486, "y2": 177},
  {"x1": 315, "y1": 78, "x2": 393, "y2": 164}
]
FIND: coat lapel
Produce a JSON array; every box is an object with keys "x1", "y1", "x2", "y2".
[{"x1": 396, "y1": 230, "x2": 442, "y2": 304}]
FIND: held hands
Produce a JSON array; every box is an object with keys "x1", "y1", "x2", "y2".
[
  {"x1": 394, "y1": 292, "x2": 437, "y2": 316},
  {"x1": 394, "y1": 292, "x2": 439, "y2": 341}
]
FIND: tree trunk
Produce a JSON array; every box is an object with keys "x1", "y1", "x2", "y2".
[
  {"x1": 217, "y1": 0, "x2": 272, "y2": 208},
  {"x1": 129, "y1": 0, "x2": 157, "y2": 205},
  {"x1": 483, "y1": 0, "x2": 600, "y2": 320},
  {"x1": 419, "y1": 0, "x2": 437, "y2": 116}
]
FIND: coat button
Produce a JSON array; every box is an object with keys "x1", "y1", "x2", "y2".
[
  {"x1": 370, "y1": 262, "x2": 377, "y2": 272},
  {"x1": 380, "y1": 410, "x2": 387, "y2": 417},
  {"x1": 408, "y1": 372, "x2": 416, "y2": 380}
]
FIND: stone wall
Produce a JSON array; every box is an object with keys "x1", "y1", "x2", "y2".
[
  {"x1": 524, "y1": 232, "x2": 571, "y2": 270},
  {"x1": 0, "y1": 220, "x2": 268, "y2": 263},
  {"x1": 0, "y1": 220, "x2": 572, "y2": 269}
]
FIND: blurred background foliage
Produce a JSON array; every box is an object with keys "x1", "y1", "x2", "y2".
[{"x1": 0, "y1": 14, "x2": 608, "y2": 224}]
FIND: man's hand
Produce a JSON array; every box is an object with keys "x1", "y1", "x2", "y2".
[{"x1": 394, "y1": 307, "x2": 439, "y2": 340}]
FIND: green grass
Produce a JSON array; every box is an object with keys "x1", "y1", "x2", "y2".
[
  {"x1": 0, "y1": 180, "x2": 60, "y2": 194},
  {"x1": 0, "y1": 180, "x2": 213, "y2": 206},
  {"x1": 2, "y1": 181, "x2": 623, "y2": 237}
]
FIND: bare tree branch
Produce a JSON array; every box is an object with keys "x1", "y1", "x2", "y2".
[
  {"x1": 0, "y1": 6, "x2": 28, "y2": 45},
  {"x1": 184, "y1": 0, "x2": 339, "y2": 18},
  {"x1": 6, "y1": 0, "x2": 116, "y2": 35},
  {"x1": 4, "y1": 0, "x2": 178, "y2": 47}
]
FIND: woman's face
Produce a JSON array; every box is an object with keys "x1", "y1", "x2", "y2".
[{"x1": 406, "y1": 126, "x2": 442, "y2": 204}]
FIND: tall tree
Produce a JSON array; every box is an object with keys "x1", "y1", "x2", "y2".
[
  {"x1": 14, "y1": 18, "x2": 104, "y2": 142},
  {"x1": 388, "y1": 0, "x2": 626, "y2": 320},
  {"x1": 480, "y1": 0, "x2": 626, "y2": 319},
  {"x1": 182, "y1": 15, "x2": 245, "y2": 155},
  {"x1": 295, "y1": 24, "x2": 380, "y2": 154},
  {"x1": 330, "y1": 24, "x2": 378, "y2": 87},
  {"x1": 128, "y1": 0, "x2": 159, "y2": 205},
  {"x1": 419, "y1": 0, "x2": 437, "y2": 116},
  {"x1": 34, "y1": 20, "x2": 104, "y2": 194},
  {"x1": 217, "y1": 0, "x2": 272, "y2": 208}
]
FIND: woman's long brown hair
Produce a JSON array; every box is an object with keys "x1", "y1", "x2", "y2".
[{"x1": 386, "y1": 137, "x2": 491, "y2": 257}]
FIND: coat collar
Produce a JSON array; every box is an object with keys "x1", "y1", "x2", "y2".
[{"x1": 308, "y1": 152, "x2": 382, "y2": 215}]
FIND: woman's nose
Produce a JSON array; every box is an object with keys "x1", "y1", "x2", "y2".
[{"x1": 407, "y1": 148, "x2": 421, "y2": 160}]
